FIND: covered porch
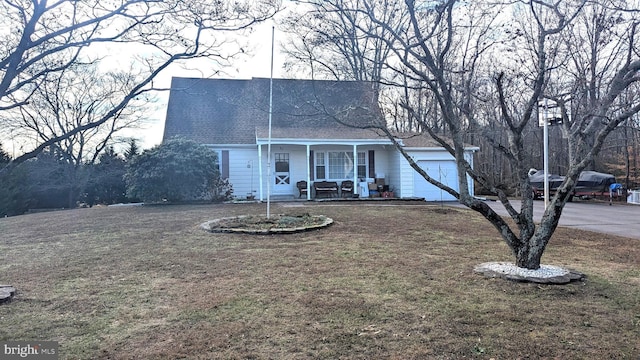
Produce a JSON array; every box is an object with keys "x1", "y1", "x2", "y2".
[{"x1": 255, "y1": 138, "x2": 395, "y2": 201}]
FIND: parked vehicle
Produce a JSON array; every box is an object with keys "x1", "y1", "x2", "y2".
[{"x1": 529, "y1": 169, "x2": 616, "y2": 201}]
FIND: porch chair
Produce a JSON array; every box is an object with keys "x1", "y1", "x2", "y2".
[
  {"x1": 340, "y1": 180, "x2": 354, "y2": 197},
  {"x1": 296, "y1": 180, "x2": 308, "y2": 198}
]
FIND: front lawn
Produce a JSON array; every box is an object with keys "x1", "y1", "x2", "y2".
[{"x1": 0, "y1": 202, "x2": 638, "y2": 359}]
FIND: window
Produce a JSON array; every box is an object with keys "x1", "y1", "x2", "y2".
[
  {"x1": 314, "y1": 151, "x2": 367, "y2": 180},
  {"x1": 315, "y1": 152, "x2": 325, "y2": 180},
  {"x1": 275, "y1": 153, "x2": 289, "y2": 172},
  {"x1": 214, "y1": 150, "x2": 229, "y2": 179},
  {"x1": 357, "y1": 152, "x2": 366, "y2": 179},
  {"x1": 328, "y1": 152, "x2": 354, "y2": 179},
  {"x1": 274, "y1": 153, "x2": 290, "y2": 184}
]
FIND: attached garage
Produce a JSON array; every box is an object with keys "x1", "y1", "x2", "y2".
[
  {"x1": 389, "y1": 138, "x2": 478, "y2": 201},
  {"x1": 414, "y1": 160, "x2": 458, "y2": 201}
]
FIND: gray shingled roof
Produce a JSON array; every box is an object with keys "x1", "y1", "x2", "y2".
[{"x1": 162, "y1": 77, "x2": 387, "y2": 144}]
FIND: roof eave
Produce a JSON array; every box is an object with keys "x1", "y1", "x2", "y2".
[
  {"x1": 404, "y1": 146, "x2": 480, "y2": 152},
  {"x1": 255, "y1": 138, "x2": 395, "y2": 146}
]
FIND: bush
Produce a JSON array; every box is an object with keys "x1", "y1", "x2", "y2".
[
  {"x1": 83, "y1": 147, "x2": 128, "y2": 206},
  {"x1": 211, "y1": 176, "x2": 234, "y2": 203},
  {"x1": 25, "y1": 151, "x2": 83, "y2": 209},
  {"x1": 0, "y1": 164, "x2": 29, "y2": 217},
  {"x1": 125, "y1": 138, "x2": 233, "y2": 203}
]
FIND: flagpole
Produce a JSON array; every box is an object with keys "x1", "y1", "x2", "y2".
[
  {"x1": 543, "y1": 98, "x2": 549, "y2": 210},
  {"x1": 267, "y1": 26, "x2": 275, "y2": 218}
]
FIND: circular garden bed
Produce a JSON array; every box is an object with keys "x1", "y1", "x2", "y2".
[{"x1": 201, "y1": 213, "x2": 333, "y2": 234}]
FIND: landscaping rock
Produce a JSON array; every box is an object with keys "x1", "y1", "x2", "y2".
[
  {"x1": 0, "y1": 285, "x2": 16, "y2": 303},
  {"x1": 473, "y1": 262, "x2": 585, "y2": 284},
  {"x1": 201, "y1": 214, "x2": 334, "y2": 234}
]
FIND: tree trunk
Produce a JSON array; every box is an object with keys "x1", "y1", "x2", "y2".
[{"x1": 515, "y1": 245, "x2": 543, "y2": 269}]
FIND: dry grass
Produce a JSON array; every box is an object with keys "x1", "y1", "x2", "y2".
[{"x1": 0, "y1": 201, "x2": 639, "y2": 359}]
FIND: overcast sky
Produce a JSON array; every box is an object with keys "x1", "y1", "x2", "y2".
[
  {"x1": 131, "y1": 19, "x2": 287, "y2": 150},
  {"x1": 1, "y1": 14, "x2": 290, "y2": 159}
]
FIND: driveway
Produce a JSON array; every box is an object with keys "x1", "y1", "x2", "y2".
[{"x1": 479, "y1": 199, "x2": 640, "y2": 240}]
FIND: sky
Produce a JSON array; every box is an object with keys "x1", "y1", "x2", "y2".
[
  {"x1": 1, "y1": 18, "x2": 288, "y2": 158},
  {"x1": 132, "y1": 20, "x2": 288, "y2": 150}
]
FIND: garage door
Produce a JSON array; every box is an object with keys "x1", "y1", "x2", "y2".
[{"x1": 414, "y1": 161, "x2": 458, "y2": 201}]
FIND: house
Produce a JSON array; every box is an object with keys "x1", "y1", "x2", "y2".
[{"x1": 162, "y1": 77, "x2": 478, "y2": 201}]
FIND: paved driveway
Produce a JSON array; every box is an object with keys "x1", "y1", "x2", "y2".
[{"x1": 480, "y1": 200, "x2": 640, "y2": 240}]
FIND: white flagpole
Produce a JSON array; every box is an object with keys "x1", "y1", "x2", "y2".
[
  {"x1": 543, "y1": 98, "x2": 549, "y2": 210},
  {"x1": 267, "y1": 26, "x2": 275, "y2": 218}
]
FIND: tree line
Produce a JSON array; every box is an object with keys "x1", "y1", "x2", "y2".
[
  {"x1": 0, "y1": 138, "x2": 233, "y2": 217},
  {"x1": 1, "y1": 0, "x2": 274, "y2": 214},
  {"x1": 1, "y1": 0, "x2": 281, "y2": 176}
]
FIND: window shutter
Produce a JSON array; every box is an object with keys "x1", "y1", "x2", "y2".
[
  {"x1": 309, "y1": 150, "x2": 315, "y2": 181},
  {"x1": 221, "y1": 150, "x2": 229, "y2": 179},
  {"x1": 368, "y1": 150, "x2": 375, "y2": 178}
]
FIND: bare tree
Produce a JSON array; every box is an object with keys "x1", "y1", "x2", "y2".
[
  {"x1": 288, "y1": 0, "x2": 640, "y2": 270},
  {"x1": 0, "y1": 0, "x2": 280, "y2": 174},
  {"x1": 4, "y1": 62, "x2": 151, "y2": 206},
  {"x1": 8, "y1": 63, "x2": 147, "y2": 166},
  {"x1": 610, "y1": 108, "x2": 640, "y2": 188},
  {"x1": 282, "y1": 0, "x2": 400, "y2": 84}
]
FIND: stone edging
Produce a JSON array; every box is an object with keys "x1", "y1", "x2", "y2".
[
  {"x1": 0, "y1": 285, "x2": 16, "y2": 304},
  {"x1": 474, "y1": 262, "x2": 586, "y2": 284},
  {"x1": 200, "y1": 215, "x2": 334, "y2": 234}
]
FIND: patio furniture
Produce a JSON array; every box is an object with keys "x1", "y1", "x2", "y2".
[
  {"x1": 296, "y1": 180, "x2": 308, "y2": 198},
  {"x1": 313, "y1": 181, "x2": 339, "y2": 198},
  {"x1": 340, "y1": 180, "x2": 354, "y2": 197}
]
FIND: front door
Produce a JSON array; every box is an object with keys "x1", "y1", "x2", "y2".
[{"x1": 273, "y1": 153, "x2": 290, "y2": 195}]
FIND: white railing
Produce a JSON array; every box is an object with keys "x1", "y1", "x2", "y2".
[{"x1": 628, "y1": 190, "x2": 640, "y2": 205}]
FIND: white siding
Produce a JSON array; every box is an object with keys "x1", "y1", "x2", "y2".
[
  {"x1": 465, "y1": 151, "x2": 475, "y2": 197},
  {"x1": 289, "y1": 149, "x2": 310, "y2": 186},
  {"x1": 207, "y1": 144, "x2": 476, "y2": 200},
  {"x1": 216, "y1": 147, "x2": 260, "y2": 198},
  {"x1": 390, "y1": 151, "x2": 415, "y2": 198},
  {"x1": 387, "y1": 151, "x2": 403, "y2": 196},
  {"x1": 392, "y1": 148, "x2": 475, "y2": 200},
  {"x1": 373, "y1": 147, "x2": 390, "y2": 181}
]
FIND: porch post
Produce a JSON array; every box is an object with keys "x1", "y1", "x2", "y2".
[
  {"x1": 258, "y1": 144, "x2": 264, "y2": 201},
  {"x1": 306, "y1": 144, "x2": 311, "y2": 200},
  {"x1": 353, "y1": 144, "x2": 358, "y2": 195}
]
